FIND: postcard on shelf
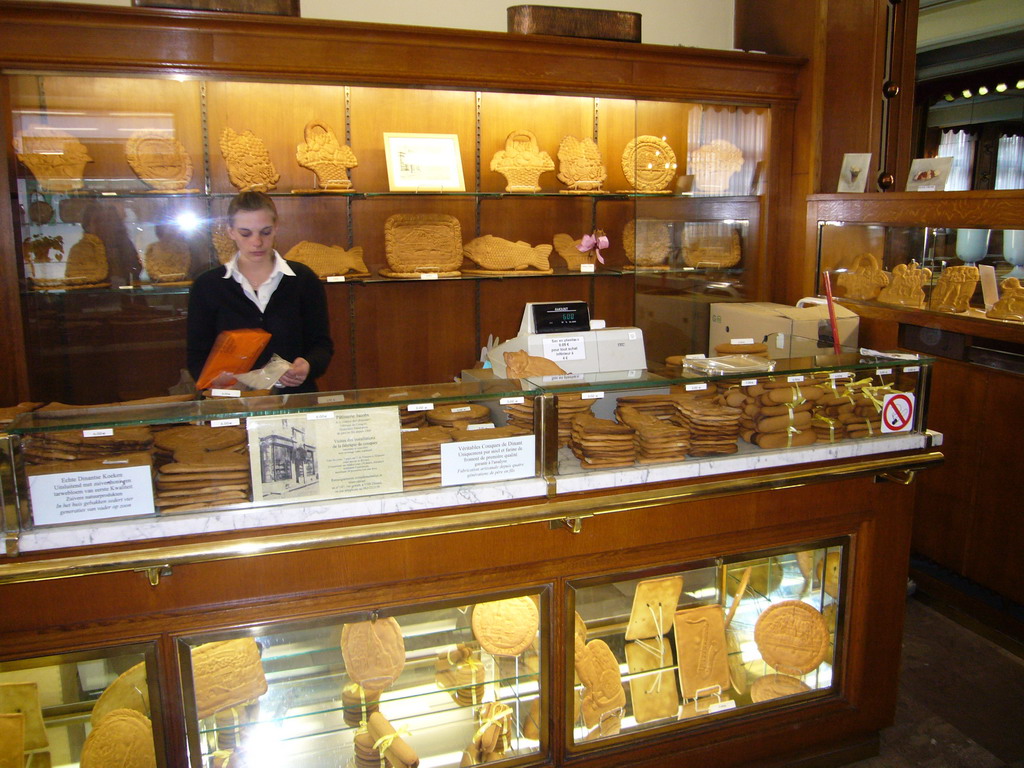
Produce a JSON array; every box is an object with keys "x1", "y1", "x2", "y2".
[
  {"x1": 905, "y1": 156, "x2": 952, "y2": 192},
  {"x1": 837, "y1": 153, "x2": 872, "y2": 193},
  {"x1": 383, "y1": 132, "x2": 466, "y2": 192}
]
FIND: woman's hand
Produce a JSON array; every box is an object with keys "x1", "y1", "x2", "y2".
[{"x1": 278, "y1": 357, "x2": 311, "y2": 388}]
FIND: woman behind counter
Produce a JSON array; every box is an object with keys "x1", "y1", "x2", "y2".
[{"x1": 187, "y1": 191, "x2": 333, "y2": 393}]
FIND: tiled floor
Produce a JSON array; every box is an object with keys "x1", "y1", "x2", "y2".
[{"x1": 846, "y1": 597, "x2": 1024, "y2": 768}]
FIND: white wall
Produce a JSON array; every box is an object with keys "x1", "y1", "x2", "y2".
[{"x1": 36, "y1": 0, "x2": 736, "y2": 49}]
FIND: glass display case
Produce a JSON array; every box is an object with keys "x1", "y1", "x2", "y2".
[
  {"x1": 6, "y1": 71, "x2": 771, "y2": 402},
  {"x1": 568, "y1": 540, "x2": 844, "y2": 746},
  {"x1": 817, "y1": 221, "x2": 1024, "y2": 322},
  {"x1": 1, "y1": 352, "x2": 933, "y2": 555},
  {"x1": 177, "y1": 591, "x2": 545, "y2": 768},
  {"x1": 0, "y1": 643, "x2": 160, "y2": 768},
  {"x1": 808, "y1": 192, "x2": 1024, "y2": 331}
]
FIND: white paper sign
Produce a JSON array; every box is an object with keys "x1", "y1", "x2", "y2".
[
  {"x1": 440, "y1": 435, "x2": 535, "y2": 486},
  {"x1": 542, "y1": 335, "x2": 587, "y2": 362},
  {"x1": 29, "y1": 464, "x2": 155, "y2": 525}
]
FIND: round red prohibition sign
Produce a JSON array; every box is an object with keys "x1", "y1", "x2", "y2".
[{"x1": 882, "y1": 393, "x2": 913, "y2": 431}]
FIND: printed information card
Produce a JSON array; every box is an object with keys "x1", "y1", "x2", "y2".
[
  {"x1": 247, "y1": 406, "x2": 403, "y2": 502},
  {"x1": 440, "y1": 434, "x2": 536, "y2": 486},
  {"x1": 29, "y1": 460, "x2": 155, "y2": 525}
]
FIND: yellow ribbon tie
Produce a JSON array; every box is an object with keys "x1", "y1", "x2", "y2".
[
  {"x1": 786, "y1": 425, "x2": 800, "y2": 448},
  {"x1": 812, "y1": 415, "x2": 837, "y2": 442},
  {"x1": 374, "y1": 726, "x2": 411, "y2": 753}
]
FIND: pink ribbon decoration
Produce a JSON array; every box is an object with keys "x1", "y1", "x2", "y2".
[{"x1": 577, "y1": 231, "x2": 609, "y2": 263}]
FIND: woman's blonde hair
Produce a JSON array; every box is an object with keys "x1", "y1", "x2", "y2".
[{"x1": 228, "y1": 190, "x2": 277, "y2": 226}]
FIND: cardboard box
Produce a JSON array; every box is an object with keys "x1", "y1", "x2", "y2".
[{"x1": 708, "y1": 302, "x2": 859, "y2": 360}]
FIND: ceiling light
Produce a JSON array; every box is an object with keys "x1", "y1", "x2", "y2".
[
  {"x1": 962, "y1": 88, "x2": 972, "y2": 98},
  {"x1": 996, "y1": 83, "x2": 1008, "y2": 93},
  {"x1": 943, "y1": 93, "x2": 955, "y2": 102},
  {"x1": 1017, "y1": 79, "x2": 1024, "y2": 89},
  {"x1": 978, "y1": 85, "x2": 989, "y2": 96}
]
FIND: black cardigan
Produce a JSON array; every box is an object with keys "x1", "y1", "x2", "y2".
[{"x1": 186, "y1": 260, "x2": 333, "y2": 393}]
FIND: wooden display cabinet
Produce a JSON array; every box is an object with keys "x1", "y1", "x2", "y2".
[
  {"x1": 807, "y1": 191, "x2": 1024, "y2": 612},
  {"x1": 0, "y1": 3, "x2": 800, "y2": 406}
]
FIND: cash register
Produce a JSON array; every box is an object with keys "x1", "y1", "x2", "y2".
[{"x1": 486, "y1": 301, "x2": 647, "y2": 378}]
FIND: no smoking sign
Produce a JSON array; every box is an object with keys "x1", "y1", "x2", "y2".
[{"x1": 881, "y1": 393, "x2": 915, "y2": 433}]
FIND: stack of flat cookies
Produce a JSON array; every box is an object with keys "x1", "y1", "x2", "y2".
[
  {"x1": 426, "y1": 402, "x2": 492, "y2": 429},
  {"x1": 554, "y1": 394, "x2": 595, "y2": 447},
  {"x1": 449, "y1": 424, "x2": 530, "y2": 443},
  {"x1": 21, "y1": 426, "x2": 154, "y2": 465},
  {"x1": 569, "y1": 413, "x2": 636, "y2": 469},
  {"x1": 341, "y1": 683, "x2": 380, "y2": 727},
  {"x1": 435, "y1": 644, "x2": 485, "y2": 707},
  {"x1": 401, "y1": 426, "x2": 453, "y2": 490},
  {"x1": 152, "y1": 425, "x2": 250, "y2": 514},
  {"x1": 352, "y1": 728, "x2": 386, "y2": 768},
  {"x1": 399, "y1": 405, "x2": 428, "y2": 429},
  {"x1": 502, "y1": 399, "x2": 537, "y2": 434},
  {"x1": 613, "y1": 393, "x2": 679, "y2": 421},
  {"x1": 671, "y1": 397, "x2": 742, "y2": 455},
  {"x1": 615, "y1": 404, "x2": 691, "y2": 463}
]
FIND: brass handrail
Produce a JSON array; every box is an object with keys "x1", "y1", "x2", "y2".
[{"x1": 0, "y1": 451, "x2": 943, "y2": 586}]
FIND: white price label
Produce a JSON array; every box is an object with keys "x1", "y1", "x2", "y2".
[
  {"x1": 210, "y1": 388, "x2": 241, "y2": 398},
  {"x1": 581, "y1": 391, "x2": 604, "y2": 400},
  {"x1": 326, "y1": 275, "x2": 346, "y2": 283},
  {"x1": 787, "y1": 375, "x2": 805, "y2": 383},
  {"x1": 419, "y1": 272, "x2": 439, "y2": 280},
  {"x1": 685, "y1": 383, "x2": 708, "y2": 391},
  {"x1": 400, "y1": 427, "x2": 419, "y2": 433},
  {"x1": 829, "y1": 371, "x2": 852, "y2": 379},
  {"x1": 500, "y1": 396, "x2": 525, "y2": 405},
  {"x1": 741, "y1": 378, "x2": 758, "y2": 387},
  {"x1": 408, "y1": 403, "x2": 434, "y2": 412},
  {"x1": 685, "y1": 353, "x2": 706, "y2": 359},
  {"x1": 210, "y1": 418, "x2": 241, "y2": 428},
  {"x1": 904, "y1": 365, "x2": 920, "y2": 373},
  {"x1": 580, "y1": 263, "x2": 596, "y2": 273},
  {"x1": 451, "y1": 406, "x2": 472, "y2": 413},
  {"x1": 730, "y1": 337, "x2": 755, "y2": 345},
  {"x1": 876, "y1": 368, "x2": 893, "y2": 376},
  {"x1": 466, "y1": 423, "x2": 495, "y2": 431},
  {"x1": 708, "y1": 700, "x2": 738, "y2": 713},
  {"x1": 318, "y1": 394, "x2": 346, "y2": 404},
  {"x1": 83, "y1": 428, "x2": 113, "y2": 438},
  {"x1": 307, "y1": 411, "x2": 335, "y2": 420}
]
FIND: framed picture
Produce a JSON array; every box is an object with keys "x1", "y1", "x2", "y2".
[
  {"x1": 837, "y1": 153, "x2": 872, "y2": 193},
  {"x1": 906, "y1": 156, "x2": 953, "y2": 192},
  {"x1": 383, "y1": 133, "x2": 466, "y2": 192}
]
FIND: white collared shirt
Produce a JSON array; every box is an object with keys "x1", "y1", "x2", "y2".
[{"x1": 223, "y1": 251, "x2": 295, "y2": 312}]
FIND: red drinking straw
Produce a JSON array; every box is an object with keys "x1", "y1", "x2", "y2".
[{"x1": 821, "y1": 271, "x2": 843, "y2": 355}]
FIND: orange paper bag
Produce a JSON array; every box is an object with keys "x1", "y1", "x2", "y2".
[{"x1": 196, "y1": 328, "x2": 271, "y2": 389}]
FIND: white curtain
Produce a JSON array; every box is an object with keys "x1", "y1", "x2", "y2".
[
  {"x1": 995, "y1": 134, "x2": 1024, "y2": 190},
  {"x1": 937, "y1": 129, "x2": 975, "y2": 191},
  {"x1": 687, "y1": 106, "x2": 770, "y2": 196}
]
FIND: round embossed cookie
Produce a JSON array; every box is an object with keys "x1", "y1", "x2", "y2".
[
  {"x1": 749, "y1": 673, "x2": 812, "y2": 703},
  {"x1": 80, "y1": 708, "x2": 157, "y2": 768},
  {"x1": 471, "y1": 596, "x2": 539, "y2": 657},
  {"x1": 754, "y1": 600, "x2": 830, "y2": 675},
  {"x1": 341, "y1": 618, "x2": 406, "y2": 691},
  {"x1": 91, "y1": 661, "x2": 149, "y2": 727}
]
